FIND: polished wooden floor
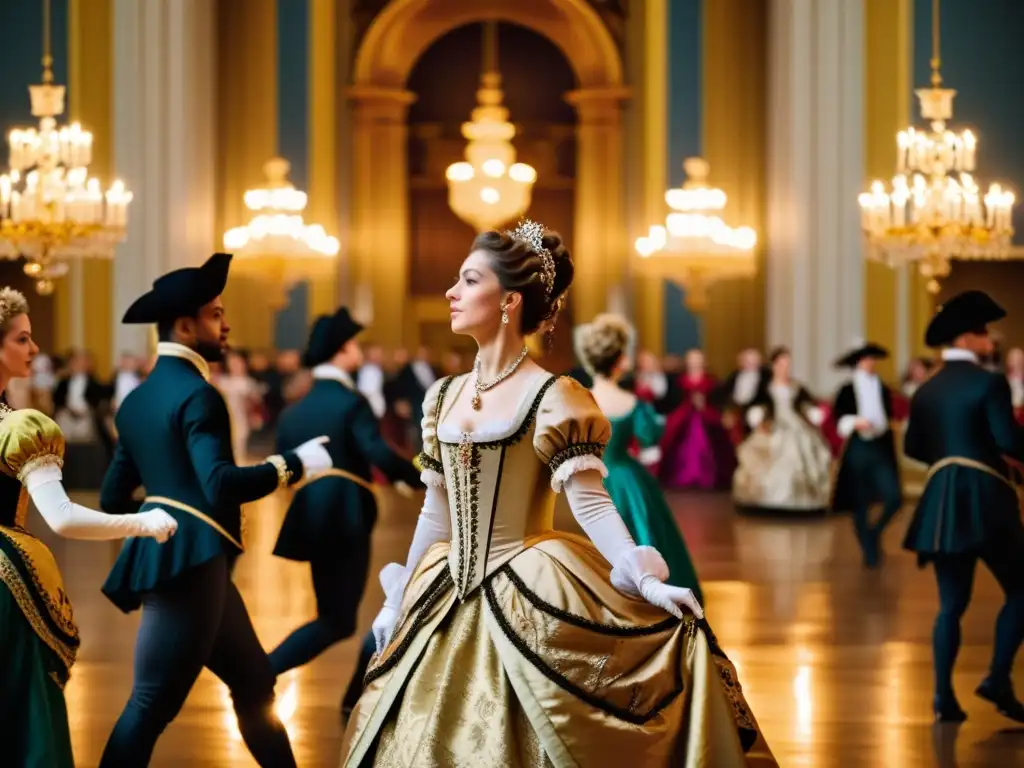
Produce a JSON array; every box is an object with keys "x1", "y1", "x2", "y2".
[{"x1": 38, "y1": 486, "x2": 1024, "y2": 767}]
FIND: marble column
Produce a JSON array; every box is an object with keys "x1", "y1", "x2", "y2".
[
  {"x1": 766, "y1": 0, "x2": 864, "y2": 393},
  {"x1": 565, "y1": 87, "x2": 630, "y2": 326},
  {"x1": 112, "y1": 0, "x2": 216, "y2": 354},
  {"x1": 348, "y1": 86, "x2": 415, "y2": 349}
]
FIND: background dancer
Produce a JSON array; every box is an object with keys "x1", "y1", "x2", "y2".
[{"x1": 903, "y1": 290, "x2": 1024, "y2": 723}]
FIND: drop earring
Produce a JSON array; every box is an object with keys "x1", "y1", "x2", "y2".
[{"x1": 501, "y1": 305, "x2": 509, "y2": 325}]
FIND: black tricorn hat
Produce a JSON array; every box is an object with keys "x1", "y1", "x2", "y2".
[
  {"x1": 834, "y1": 339, "x2": 890, "y2": 369},
  {"x1": 924, "y1": 290, "x2": 1006, "y2": 348},
  {"x1": 302, "y1": 306, "x2": 365, "y2": 368},
  {"x1": 122, "y1": 253, "x2": 233, "y2": 324}
]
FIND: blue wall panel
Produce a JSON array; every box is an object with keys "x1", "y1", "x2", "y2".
[
  {"x1": 275, "y1": 0, "x2": 310, "y2": 350},
  {"x1": 664, "y1": 0, "x2": 702, "y2": 355},
  {"x1": 0, "y1": 0, "x2": 68, "y2": 150},
  {"x1": 913, "y1": 0, "x2": 1024, "y2": 240}
]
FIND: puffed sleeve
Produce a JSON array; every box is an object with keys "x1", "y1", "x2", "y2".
[
  {"x1": 533, "y1": 376, "x2": 611, "y2": 492},
  {"x1": 0, "y1": 408, "x2": 65, "y2": 481},
  {"x1": 414, "y1": 376, "x2": 451, "y2": 488}
]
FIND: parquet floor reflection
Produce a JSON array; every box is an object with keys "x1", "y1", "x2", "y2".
[{"x1": 39, "y1": 487, "x2": 1024, "y2": 766}]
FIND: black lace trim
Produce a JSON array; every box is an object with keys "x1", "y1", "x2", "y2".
[
  {"x1": 448, "y1": 443, "x2": 467, "y2": 596},
  {"x1": 364, "y1": 566, "x2": 453, "y2": 686},
  {"x1": 416, "y1": 452, "x2": 443, "y2": 475},
  {"x1": 498, "y1": 563, "x2": 680, "y2": 637},
  {"x1": 437, "y1": 375, "x2": 562, "y2": 450},
  {"x1": 483, "y1": 576, "x2": 684, "y2": 724},
  {"x1": 548, "y1": 442, "x2": 606, "y2": 476},
  {"x1": 694, "y1": 616, "x2": 757, "y2": 750}
]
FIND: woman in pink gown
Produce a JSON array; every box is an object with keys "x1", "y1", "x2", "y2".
[{"x1": 659, "y1": 350, "x2": 737, "y2": 490}]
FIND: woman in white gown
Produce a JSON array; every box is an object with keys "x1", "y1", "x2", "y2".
[
  {"x1": 341, "y1": 222, "x2": 777, "y2": 767},
  {"x1": 732, "y1": 346, "x2": 832, "y2": 515}
]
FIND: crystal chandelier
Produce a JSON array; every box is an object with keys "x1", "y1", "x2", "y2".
[
  {"x1": 445, "y1": 23, "x2": 537, "y2": 233},
  {"x1": 858, "y1": 0, "x2": 1016, "y2": 294},
  {"x1": 634, "y1": 158, "x2": 757, "y2": 311},
  {"x1": 0, "y1": 0, "x2": 132, "y2": 295},
  {"x1": 223, "y1": 157, "x2": 339, "y2": 258}
]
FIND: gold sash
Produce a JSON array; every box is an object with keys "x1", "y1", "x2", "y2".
[
  {"x1": 145, "y1": 495, "x2": 244, "y2": 550},
  {"x1": 293, "y1": 468, "x2": 380, "y2": 501},
  {"x1": 924, "y1": 456, "x2": 1019, "y2": 493}
]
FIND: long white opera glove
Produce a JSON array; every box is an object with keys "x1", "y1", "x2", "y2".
[
  {"x1": 293, "y1": 436, "x2": 333, "y2": 476},
  {"x1": 25, "y1": 465, "x2": 178, "y2": 542},
  {"x1": 564, "y1": 469, "x2": 703, "y2": 619},
  {"x1": 372, "y1": 481, "x2": 451, "y2": 652}
]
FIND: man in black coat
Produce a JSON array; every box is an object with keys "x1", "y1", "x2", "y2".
[
  {"x1": 269, "y1": 308, "x2": 423, "y2": 713},
  {"x1": 830, "y1": 341, "x2": 901, "y2": 567},
  {"x1": 99, "y1": 253, "x2": 333, "y2": 766},
  {"x1": 902, "y1": 290, "x2": 1024, "y2": 723}
]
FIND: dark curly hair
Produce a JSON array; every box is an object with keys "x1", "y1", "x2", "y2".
[{"x1": 471, "y1": 229, "x2": 574, "y2": 335}]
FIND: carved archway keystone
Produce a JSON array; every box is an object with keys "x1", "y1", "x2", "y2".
[{"x1": 351, "y1": 0, "x2": 628, "y2": 347}]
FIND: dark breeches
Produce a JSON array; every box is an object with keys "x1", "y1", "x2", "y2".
[
  {"x1": 931, "y1": 520, "x2": 1024, "y2": 700},
  {"x1": 100, "y1": 556, "x2": 295, "y2": 767},
  {"x1": 269, "y1": 535, "x2": 372, "y2": 675}
]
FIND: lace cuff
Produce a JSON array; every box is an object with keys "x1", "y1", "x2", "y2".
[{"x1": 550, "y1": 451, "x2": 607, "y2": 493}]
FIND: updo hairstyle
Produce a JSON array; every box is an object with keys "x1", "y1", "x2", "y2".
[
  {"x1": 769, "y1": 345, "x2": 790, "y2": 364},
  {"x1": 0, "y1": 287, "x2": 29, "y2": 335},
  {"x1": 576, "y1": 314, "x2": 633, "y2": 378},
  {"x1": 471, "y1": 229, "x2": 574, "y2": 334}
]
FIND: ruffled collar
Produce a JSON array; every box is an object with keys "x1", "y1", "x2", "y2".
[{"x1": 157, "y1": 342, "x2": 211, "y2": 382}]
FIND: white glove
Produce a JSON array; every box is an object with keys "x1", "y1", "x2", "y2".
[
  {"x1": 372, "y1": 562, "x2": 408, "y2": 653},
  {"x1": 293, "y1": 436, "x2": 332, "y2": 476},
  {"x1": 639, "y1": 575, "x2": 703, "y2": 619},
  {"x1": 565, "y1": 471, "x2": 704, "y2": 620},
  {"x1": 372, "y1": 604, "x2": 399, "y2": 654},
  {"x1": 133, "y1": 509, "x2": 179, "y2": 543}
]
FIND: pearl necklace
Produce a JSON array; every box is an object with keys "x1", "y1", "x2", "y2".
[{"x1": 471, "y1": 346, "x2": 530, "y2": 409}]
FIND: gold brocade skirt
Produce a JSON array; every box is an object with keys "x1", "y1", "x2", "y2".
[{"x1": 342, "y1": 536, "x2": 777, "y2": 768}]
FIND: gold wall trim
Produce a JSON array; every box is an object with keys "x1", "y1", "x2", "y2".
[
  {"x1": 216, "y1": 0, "x2": 279, "y2": 351},
  {"x1": 632, "y1": 0, "x2": 666, "y2": 357},
  {"x1": 67, "y1": 0, "x2": 113, "y2": 373},
  {"x1": 701, "y1": 0, "x2": 768, "y2": 376},
  {"x1": 307, "y1": 0, "x2": 339, "y2": 320},
  {"x1": 864, "y1": 0, "x2": 912, "y2": 379}
]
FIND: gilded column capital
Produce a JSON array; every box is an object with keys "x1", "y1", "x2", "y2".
[
  {"x1": 564, "y1": 86, "x2": 630, "y2": 122},
  {"x1": 349, "y1": 86, "x2": 417, "y2": 123}
]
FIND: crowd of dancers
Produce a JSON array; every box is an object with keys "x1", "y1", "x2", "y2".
[{"x1": 0, "y1": 218, "x2": 1022, "y2": 767}]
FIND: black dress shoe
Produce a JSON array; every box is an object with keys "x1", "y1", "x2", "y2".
[
  {"x1": 933, "y1": 696, "x2": 967, "y2": 723},
  {"x1": 976, "y1": 678, "x2": 1024, "y2": 723}
]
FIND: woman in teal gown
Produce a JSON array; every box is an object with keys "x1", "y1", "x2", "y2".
[
  {"x1": 0, "y1": 287, "x2": 178, "y2": 766},
  {"x1": 575, "y1": 314, "x2": 703, "y2": 600}
]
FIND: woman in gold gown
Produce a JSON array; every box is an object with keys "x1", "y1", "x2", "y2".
[
  {"x1": 342, "y1": 223, "x2": 776, "y2": 767},
  {"x1": 0, "y1": 288, "x2": 178, "y2": 766}
]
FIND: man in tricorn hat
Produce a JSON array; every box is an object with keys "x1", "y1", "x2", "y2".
[
  {"x1": 268, "y1": 307, "x2": 422, "y2": 714},
  {"x1": 98, "y1": 253, "x2": 333, "y2": 766},
  {"x1": 830, "y1": 340, "x2": 901, "y2": 567},
  {"x1": 903, "y1": 290, "x2": 1024, "y2": 723}
]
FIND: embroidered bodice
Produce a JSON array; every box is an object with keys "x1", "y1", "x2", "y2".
[
  {"x1": 419, "y1": 374, "x2": 609, "y2": 598},
  {"x1": 768, "y1": 383, "x2": 798, "y2": 423}
]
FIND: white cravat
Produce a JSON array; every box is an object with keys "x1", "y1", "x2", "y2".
[
  {"x1": 67, "y1": 374, "x2": 88, "y2": 413},
  {"x1": 1008, "y1": 375, "x2": 1024, "y2": 408},
  {"x1": 312, "y1": 363, "x2": 355, "y2": 390},
  {"x1": 113, "y1": 370, "x2": 141, "y2": 409},
  {"x1": 412, "y1": 361, "x2": 435, "y2": 391},
  {"x1": 853, "y1": 370, "x2": 888, "y2": 432},
  {"x1": 733, "y1": 369, "x2": 760, "y2": 405},
  {"x1": 356, "y1": 363, "x2": 386, "y2": 418},
  {"x1": 941, "y1": 348, "x2": 978, "y2": 363}
]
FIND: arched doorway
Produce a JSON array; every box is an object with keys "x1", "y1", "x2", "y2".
[{"x1": 349, "y1": 0, "x2": 628, "y2": 351}]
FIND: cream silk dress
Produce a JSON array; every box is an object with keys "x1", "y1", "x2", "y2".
[{"x1": 342, "y1": 375, "x2": 776, "y2": 767}]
